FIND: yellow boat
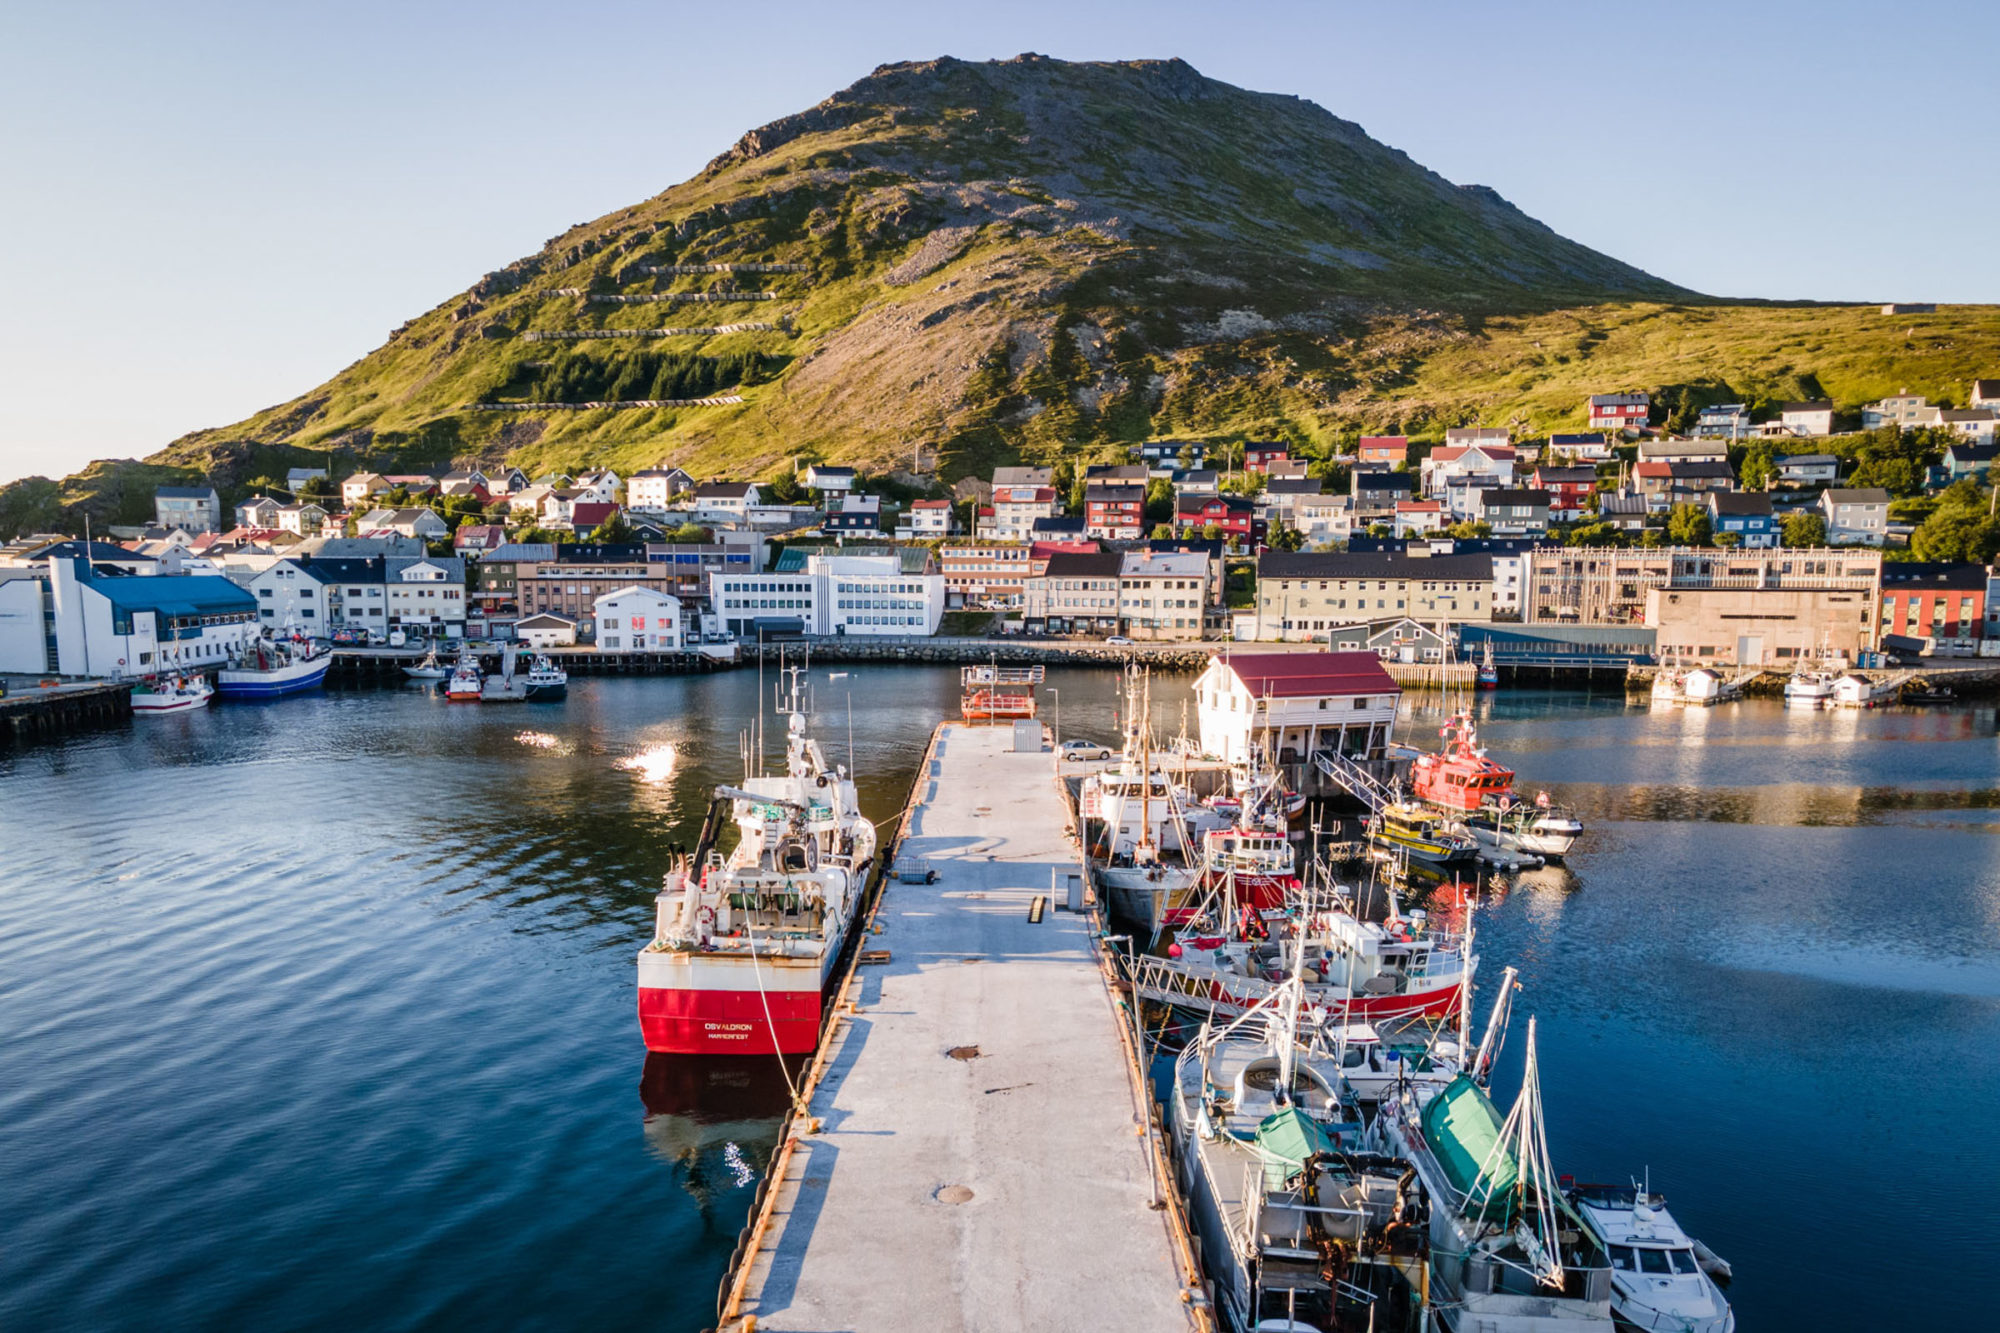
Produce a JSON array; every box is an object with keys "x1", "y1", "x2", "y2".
[{"x1": 1368, "y1": 801, "x2": 1479, "y2": 866}]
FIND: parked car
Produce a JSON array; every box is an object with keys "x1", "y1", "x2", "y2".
[
  {"x1": 1060, "y1": 738, "x2": 1113, "y2": 762},
  {"x1": 1105, "y1": 635, "x2": 1134, "y2": 646}
]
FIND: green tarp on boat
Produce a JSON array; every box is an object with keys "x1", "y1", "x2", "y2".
[
  {"x1": 1420, "y1": 1074, "x2": 1518, "y2": 1224},
  {"x1": 1255, "y1": 1105, "x2": 1340, "y2": 1186}
]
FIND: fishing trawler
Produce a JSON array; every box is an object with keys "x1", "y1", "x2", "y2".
[
  {"x1": 1133, "y1": 892, "x2": 1477, "y2": 1027},
  {"x1": 129, "y1": 672, "x2": 212, "y2": 714},
  {"x1": 636, "y1": 666, "x2": 876, "y2": 1055},
  {"x1": 443, "y1": 650, "x2": 482, "y2": 701},
  {"x1": 215, "y1": 633, "x2": 330, "y2": 699},
  {"x1": 1368, "y1": 802, "x2": 1479, "y2": 867},
  {"x1": 1369, "y1": 1019, "x2": 1617, "y2": 1331},
  {"x1": 1171, "y1": 978, "x2": 1426, "y2": 1333},
  {"x1": 522, "y1": 654, "x2": 568, "y2": 701},
  {"x1": 1475, "y1": 641, "x2": 1499, "y2": 689},
  {"x1": 1565, "y1": 1182, "x2": 1735, "y2": 1333},
  {"x1": 1087, "y1": 667, "x2": 1220, "y2": 931}
]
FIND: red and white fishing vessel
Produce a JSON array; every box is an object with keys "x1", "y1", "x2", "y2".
[
  {"x1": 1130, "y1": 896, "x2": 1476, "y2": 1027},
  {"x1": 636, "y1": 667, "x2": 875, "y2": 1055}
]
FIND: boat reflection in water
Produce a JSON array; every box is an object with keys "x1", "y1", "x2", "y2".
[{"x1": 639, "y1": 1052, "x2": 806, "y2": 1215}]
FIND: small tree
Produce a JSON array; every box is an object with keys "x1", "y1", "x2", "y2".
[
  {"x1": 591, "y1": 511, "x2": 635, "y2": 543},
  {"x1": 1150, "y1": 522, "x2": 1175, "y2": 540},
  {"x1": 1780, "y1": 511, "x2": 1828, "y2": 547},
  {"x1": 1268, "y1": 521, "x2": 1304, "y2": 552},
  {"x1": 1666, "y1": 502, "x2": 1712, "y2": 546},
  {"x1": 1201, "y1": 522, "x2": 1224, "y2": 542}
]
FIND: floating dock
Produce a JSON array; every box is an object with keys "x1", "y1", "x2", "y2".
[{"x1": 721, "y1": 722, "x2": 1203, "y2": 1332}]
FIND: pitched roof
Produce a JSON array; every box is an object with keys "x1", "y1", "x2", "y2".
[
  {"x1": 1031, "y1": 515, "x2": 1087, "y2": 534},
  {"x1": 1357, "y1": 435, "x2": 1409, "y2": 450},
  {"x1": 569, "y1": 502, "x2": 618, "y2": 528},
  {"x1": 694, "y1": 481, "x2": 757, "y2": 498},
  {"x1": 1353, "y1": 472, "x2": 1416, "y2": 492},
  {"x1": 514, "y1": 613, "x2": 578, "y2": 628},
  {"x1": 1823, "y1": 488, "x2": 1890, "y2": 504},
  {"x1": 1776, "y1": 453, "x2": 1838, "y2": 467},
  {"x1": 1780, "y1": 400, "x2": 1834, "y2": 413},
  {"x1": 1040, "y1": 551, "x2": 1123, "y2": 578},
  {"x1": 1534, "y1": 466, "x2": 1598, "y2": 483},
  {"x1": 1257, "y1": 550, "x2": 1494, "y2": 581},
  {"x1": 1214, "y1": 650, "x2": 1399, "y2": 698},
  {"x1": 1941, "y1": 409, "x2": 1997, "y2": 423},
  {"x1": 155, "y1": 485, "x2": 217, "y2": 499},
  {"x1": 1708, "y1": 492, "x2": 1773, "y2": 516},
  {"x1": 1477, "y1": 488, "x2": 1551, "y2": 507}
]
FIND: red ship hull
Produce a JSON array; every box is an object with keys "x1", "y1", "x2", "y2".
[{"x1": 638, "y1": 984, "x2": 821, "y2": 1055}]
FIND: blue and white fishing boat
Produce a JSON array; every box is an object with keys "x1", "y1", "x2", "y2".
[
  {"x1": 216, "y1": 634, "x2": 331, "y2": 699},
  {"x1": 522, "y1": 654, "x2": 568, "y2": 701}
]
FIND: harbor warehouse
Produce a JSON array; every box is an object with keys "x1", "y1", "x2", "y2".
[{"x1": 1196, "y1": 650, "x2": 1400, "y2": 766}]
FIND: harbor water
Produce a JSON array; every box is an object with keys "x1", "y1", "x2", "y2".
[{"x1": 3, "y1": 668, "x2": 1997, "y2": 1330}]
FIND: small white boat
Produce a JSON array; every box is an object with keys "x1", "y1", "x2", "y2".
[
  {"x1": 403, "y1": 649, "x2": 448, "y2": 681},
  {"x1": 444, "y1": 651, "x2": 483, "y2": 701},
  {"x1": 1567, "y1": 1183, "x2": 1735, "y2": 1333},
  {"x1": 1784, "y1": 668, "x2": 1838, "y2": 708},
  {"x1": 130, "y1": 673, "x2": 212, "y2": 714}
]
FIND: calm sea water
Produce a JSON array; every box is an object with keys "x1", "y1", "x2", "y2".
[{"x1": 3, "y1": 669, "x2": 1996, "y2": 1330}]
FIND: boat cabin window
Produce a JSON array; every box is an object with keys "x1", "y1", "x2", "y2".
[
  {"x1": 1670, "y1": 1249, "x2": 1699, "y2": 1275},
  {"x1": 1637, "y1": 1248, "x2": 1673, "y2": 1275},
  {"x1": 1608, "y1": 1245, "x2": 1635, "y2": 1271}
]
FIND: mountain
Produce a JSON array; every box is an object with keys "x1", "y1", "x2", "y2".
[{"x1": 11, "y1": 54, "x2": 2000, "y2": 529}]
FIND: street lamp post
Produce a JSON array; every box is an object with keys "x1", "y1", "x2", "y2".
[{"x1": 1048, "y1": 687, "x2": 1060, "y2": 750}]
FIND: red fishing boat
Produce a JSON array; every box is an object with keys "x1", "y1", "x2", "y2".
[{"x1": 636, "y1": 668, "x2": 876, "y2": 1054}]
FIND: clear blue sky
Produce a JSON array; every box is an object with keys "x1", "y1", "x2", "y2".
[{"x1": 3, "y1": 0, "x2": 1995, "y2": 484}]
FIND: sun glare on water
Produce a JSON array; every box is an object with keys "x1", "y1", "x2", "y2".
[
  {"x1": 616, "y1": 743, "x2": 680, "y2": 785},
  {"x1": 515, "y1": 730, "x2": 564, "y2": 751}
]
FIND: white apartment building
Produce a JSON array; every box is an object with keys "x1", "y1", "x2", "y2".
[
  {"x1": 385, "y1": 557, "x2": 467, "y2": 637},
  {"x1": 593, "y1": 587, "x2": 683, "y2": 651},
  {"x1": 1116, "y1": 549, "x2": 1211, "y2": 641},
  {"x1": 709, "y1": 552, "x2": 944, "y2": 637},
  {"x1": 986, "y1": 485, "x2": 1062, "y2": 541},
  {"x1": 244, "y1": 560, "x2": 331, "y2": 631}
]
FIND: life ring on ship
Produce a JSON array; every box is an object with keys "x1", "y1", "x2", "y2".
[
  {"x1": 118, "y1": 658, "x2": 126, "y2": 667},
  {"x1": 698, "y1": 905, "x2": 716, "y2": 930}
]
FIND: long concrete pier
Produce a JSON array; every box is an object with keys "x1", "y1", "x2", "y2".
[{"x1": 723, "y1": 722, "x2": 1201, "y2": 1332}]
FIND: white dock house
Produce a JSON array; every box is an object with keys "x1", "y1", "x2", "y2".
[{"x1": 1195, "y1": 650, "x2": 1402, "y2": 781}]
